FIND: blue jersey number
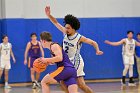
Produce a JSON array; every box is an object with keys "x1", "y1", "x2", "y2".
[{"x1": 65, "y1": 46, "x2": 69, "y2": 53}]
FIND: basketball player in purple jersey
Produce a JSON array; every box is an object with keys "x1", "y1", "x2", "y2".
[
  {"x1": 24, "y1": 33, "x2": 44, "y2": 89},
  {"x1": 40, "y1": 31, "x2": 78, "y2": 93}
]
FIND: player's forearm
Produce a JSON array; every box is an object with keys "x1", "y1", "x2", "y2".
[
  {"x1": 109, "y1": 42, "x2": 120, "y2": 46},
  {"x1": 136, "y1": 42, "x2": 140, "y2": 46},
  {"x1": 41, "y1": 51, "x2": 44, "y2": 57},
  {"x1": 24, "y1": 52, "x2": 28, "y2": 60},
  {"x1": 11, "y1": 52, "x2": 15, "y2": 60},
  {"x1": 45, "y1": 57, "x2": 63, "y2": 64},
  {"x1": 48, "y1": 14, "x2": 58, "y2": 24},
  {"x1": 91, "y1": 41, "x2": 100, "y2": 52},
  {"x1": 12, "y1": 55, "x2": 15, "y2": 60}
]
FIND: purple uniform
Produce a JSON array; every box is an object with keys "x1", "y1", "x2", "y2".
[
  {"x1": 49, "y1": 43, "x2": 77, "y2": 86},
  {"x1": 28, "y1": 41, "x2": 41, "y2": 68}
]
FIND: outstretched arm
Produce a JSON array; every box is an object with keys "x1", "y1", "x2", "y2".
[
  {"x1": 45, "y1": 6, "x2": 66, "y2": 34},
  {"x1": 105, "y1": 39, "x2": 125, "y2": 46},
  {"x1": 79, "y1": 36, "x2": 103, "y2": 55}
]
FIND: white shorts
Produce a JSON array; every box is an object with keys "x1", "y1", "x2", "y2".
[
  {"x1": 72, "y1": 59, "x2": 85, "y2": 77},
  {"x1": 0, "y1": 59, "x2": 11, "y2": 70},
  {"x1": 122, "y1": 55, "x2": 134, "y2": 65}
]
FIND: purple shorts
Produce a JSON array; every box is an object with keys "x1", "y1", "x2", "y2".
[
  {"x1": 50, "y1": 66, "x2": 77, "y2": 86},
  {"x1": 28, "y1": 57, "x2": 39, "y2": 68}
]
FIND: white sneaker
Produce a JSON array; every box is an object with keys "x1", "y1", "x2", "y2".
[
  {"x1": 32, "y1": 83, "x2": 36, "y2": 89},
  {"x1": 4, "y1": 85, "x2": 11, "y2": 89},
  {"x1": 35, "y1": 82, "x2": 41, "y2": 88},
  {"x1": 128, "y1": 83, "x2": 136, "y2": 86}
]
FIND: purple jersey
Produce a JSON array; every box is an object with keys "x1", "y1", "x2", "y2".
[
  {"x1": 29, "y1": 41, "x2": 41, "y2": 58},
  {"x1": 49, "y1": 43, "x2": 77, "y2": 86},
  {"x1": 50, "y1": 43, "x2": 74, "y2": 68}
]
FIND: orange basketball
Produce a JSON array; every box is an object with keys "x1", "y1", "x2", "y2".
[{"x1": 33, "y1": 58, "x2": 48, "y2": 73}]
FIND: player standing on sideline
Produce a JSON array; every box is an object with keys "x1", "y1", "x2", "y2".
[
  {"x1": 45, "y1": 6, "x2": 103, "y2": 93},
  {"x1": 105, "y1": 31, "x2": 140, "y2": 86},
  {"x1": 24, "y1": 33, "x2": 44, "y2": 89},
  {"x1": 0, "y1": 35, "x2": 16, "y2": 88},
  {"x1": 135, "y1": 33, "x2": 140, "y2": 82}
]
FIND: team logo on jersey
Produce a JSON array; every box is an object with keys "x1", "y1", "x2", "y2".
[{"x1": 63, "y1": 41, "x2": 74, "y2": 47}]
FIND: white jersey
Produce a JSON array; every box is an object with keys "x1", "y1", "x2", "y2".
[
  {"x1": 122, "y1": 38, "x2": 136, "y2": 56},
  {"x1": 63, "y1": 33, "x2": 83, "y2": 69},
  {"x1": 0, "y1": 43, "x2": 12, "y2": 60}
]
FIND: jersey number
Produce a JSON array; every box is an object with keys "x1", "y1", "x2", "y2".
[{"x1": 65, "y1": 46, "x2": 69, "y2": 53}]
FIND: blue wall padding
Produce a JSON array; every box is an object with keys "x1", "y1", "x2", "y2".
[{"x1": 0, "y1": 17, "x2": 140, "y2": 83}]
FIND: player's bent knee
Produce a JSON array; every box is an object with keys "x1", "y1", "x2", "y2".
[
  {"x1": 68, "y1": 84, "x2": 78, "y2": 93},
  {"x1": 41, "y1": 78, "x2": 47, "y2": 85},
  {"x1": 41, "y1": 79, "x2": 49, "y2": 86},
  {"x1": 41, "y1": 75, "x2": 52, "y2": 85}
]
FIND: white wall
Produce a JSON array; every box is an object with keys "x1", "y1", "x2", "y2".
[
  {"x1": 132, "y1": 0, "x2": 140, "y2": 16},
  {"x1": 0, "y1": 0, "x2": 2, "y2": 18},
  {"x1": 4, "y1": 0, "x2": 24, "y2": 18},
  {"x1": 3, "y1": 0, "x2": 140, "y2": 18}
]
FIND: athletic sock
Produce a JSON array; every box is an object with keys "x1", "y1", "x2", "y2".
[
  {"x1": 5, "y1": 82, "x2": 8, "y2": 86},
  {"x1": 122, "y1": 76, "x2": 126, "y2": 84}
]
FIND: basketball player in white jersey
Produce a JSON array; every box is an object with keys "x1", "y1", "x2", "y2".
[
  {"x1": 45, "y1": 6, "x2": 103, "y2": 93},
  {"x1": 105, "y1": 31, "x2": 140, "y2": 86},
  {"x1": 0, "y1": 35, "x2": 16, "y2": 88}
]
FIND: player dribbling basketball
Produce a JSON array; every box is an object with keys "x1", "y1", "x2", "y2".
[{"x1": 39, "y1": 31, "x2": 78, "y2": 93}]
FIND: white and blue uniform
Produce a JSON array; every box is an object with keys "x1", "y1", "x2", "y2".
[
  {"x1": 63, "y1": 33, "x2": 85, "y2": 77},
  {"x1": 122, "y1": 38, "x2": 136, "y2": 65},
  {"x1": 0, "y1": 43, "x2": 12, "y2": 69}
]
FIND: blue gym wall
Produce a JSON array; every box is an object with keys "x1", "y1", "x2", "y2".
[{"x1": 0, "y1": 17, "x2": 140, "y2": 83}]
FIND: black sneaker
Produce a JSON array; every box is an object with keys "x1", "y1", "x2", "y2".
[
  {"x1": 32, "y1": 82, "x2": 37, "y2": 89},
  {"x1": 121, "y1": 76, "x2": 126, "y2": 86},
  {"x1": 128, "y1": 77, "x2": 136, "y2": 86}
]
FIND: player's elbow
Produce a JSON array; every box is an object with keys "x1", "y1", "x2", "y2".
[{"x1": 91, "y1": 41, "x2": 97, "y2": 46}]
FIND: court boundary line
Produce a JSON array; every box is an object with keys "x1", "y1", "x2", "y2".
[{"x1": 0, "y1": 78, "x2": 138, "y2": 87}]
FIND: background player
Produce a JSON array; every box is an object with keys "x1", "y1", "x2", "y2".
[
  {"x1": 24, "y1": 33, "x2": 44, "y2": 89},
  {"x1": 135, "y1": 33, "x2": 140, "y2": 82},
  {"x1": 0, "y1": 35, "x2": 16, "y2": 88},
  {"x1": 105, "y1": 31, "x2": 140, "y2": 86},
  {"x1": 45, "y1": 6, "x2": 103, "y2": 93}
]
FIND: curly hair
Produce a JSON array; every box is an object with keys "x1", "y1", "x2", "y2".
[{"x1": 64, "y1": 14, "x2": 80, "y2": 30}]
